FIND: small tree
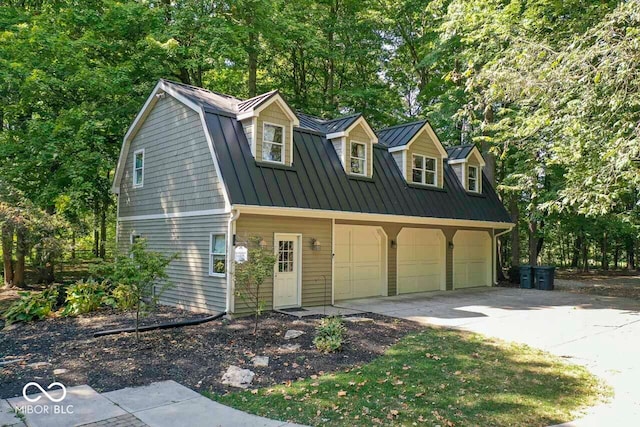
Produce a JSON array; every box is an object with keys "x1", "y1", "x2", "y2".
[
  {"x1": 107, "y1": 240, "x2": 177, "y2": 340},
  {"x1": 234, "y1": 236, "x2": 276, "y2": 336}
]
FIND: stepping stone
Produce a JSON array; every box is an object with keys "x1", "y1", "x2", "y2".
[
  {"x1": 343, "y1": 316, "x2": 374, "y2": 323},
  {"x1": 221, "y1": 366, "x2": 255, "y2": 389},
  {"x1": 284, "y1": 330, "x2": 304, "y2": 340},
  {"x1": 252, "y1": 356, "x2": 269, "y2": 367},
  {"x1": 0, "y1": 399, "x2": 21, "y2": 427},
  {"x1": 27, "y1": 361, "x2": 50, "y2": 369},
  {"x1": 278, "y1": 344, "x2": 301, "y2": 352},
  {"x1": 103, "y1": 380, "x2": 200, "y2": 413}
]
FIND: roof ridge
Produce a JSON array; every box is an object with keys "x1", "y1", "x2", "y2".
[
  {"x1": 238, "y1": 89, "x2": 278, "y2": 105},
  {"x1": 323, "y1": 112, "x2": 361, "y2": 123},
  {"x1": 161, "y1": 79, "x2": 242, "y2": 102},
  {"x1": 378, "y1": 119, "x2": 427, "y2": 133},
  {"x1": 446, "y1": 143, "x2": 475, "y2": 149}
]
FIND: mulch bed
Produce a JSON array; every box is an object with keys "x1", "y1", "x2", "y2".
[{"x1": 0, "y1": 308, "x2": 421, "y2": 399}]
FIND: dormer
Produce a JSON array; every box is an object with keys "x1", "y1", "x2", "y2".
[
  {"x1": 379, "y1": 120, "x2": 448, "y2": 188},
  {"x1": 237, "y1": 91, "x2": 300, "y2": 166},
  {"x1": 326, "y1": 114, "x2": 378, "y2": 178},
  {"x1": 446, "y1": 144, "x2": 486, "y2": 193}
]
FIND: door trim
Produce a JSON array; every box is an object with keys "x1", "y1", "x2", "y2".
[{"x1": 273, "y1": 233, "x2": 302, "y2": 309}]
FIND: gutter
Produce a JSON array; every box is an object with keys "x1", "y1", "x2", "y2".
[{"x1": 226, "y1": 209, "x2": 240, "y2": 313}]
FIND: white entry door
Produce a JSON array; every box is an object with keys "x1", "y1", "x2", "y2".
[{"x1": 273, "y1": 234, "x2": 301, "y2": 308}]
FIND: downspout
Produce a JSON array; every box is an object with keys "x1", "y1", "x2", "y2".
[
  {"x1": 226, "y1": 208, "x2": 240, "y2": 314},
  {"x1": 493, "y1": 227, "x2": 514, "y2": 285}
]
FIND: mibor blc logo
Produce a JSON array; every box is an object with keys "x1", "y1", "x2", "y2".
[{"x1": 17, "y1": 382, "x2": 74, "y2": 415}]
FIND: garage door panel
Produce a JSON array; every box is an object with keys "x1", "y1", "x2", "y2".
[
  {"x1": 397, "y1": 228, "x2": 445, "y2": 294},
  {"x1": 334, "y1": 225, "x2": 385, "y2": 300},
  {"x1": 453, "y1": 230, "x2": 491, "y2": 289}
]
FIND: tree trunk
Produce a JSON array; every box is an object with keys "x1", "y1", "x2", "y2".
[
  {"x1": 509, "y1": 198, "x2": 519, "y2": 267},
  {"x1": 14, "y1": 228, "x2": 26, "y2": 287},
  {"x1": 626, "y1": 237, "x2": 635, "y2": 270},
  {"x1": 571, "y1": 234, "x2": 582, "y2": 268},
  {"x1": 2, "y1": 224, "x2": 14, "y2": 288},
  {"x1": 93, "y1": 198, "x2": 99, "y2": 257},
  {"x1": 528, "y1": 220, "x2": 538, "y2": 266},
  {"x1": 582, "y1": 241, "x2": 589, "y2": 272},
  {"x1": 481, "y1": 104, "x2": 496, "y2": 188},
  {"x1": 100, "y1": 199, "x2": 107, "y2": 259},
  {"x1": 71, "y1": 230, "x2": 76, "y2": 259},
  {"x1": 614, "y1": 245, "x2": 619, "y2": 270},
  {"x1": 601, "y1": 232, "x2": 608, "y2": 270},
  {"x1": 247, "y1": 30, "x2": 258, "y2": 98}
]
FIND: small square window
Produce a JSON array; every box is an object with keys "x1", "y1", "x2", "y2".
[{"x1": 412, "y1": 154, "x2": 437, "y2": 186}]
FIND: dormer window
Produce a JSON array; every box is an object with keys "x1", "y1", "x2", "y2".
[
  {"x1": 262, "y1": 123, "x2": 284, "y2": 163},
  {"x1": 350, "y1": 141, "x2": 367, "y2": 175},
  {"x1": 468, "y1": 165, "x2": 479, "y2": 192},
  {"x1": 412, "y1": 154, "x2": 437, "y2": 186}
]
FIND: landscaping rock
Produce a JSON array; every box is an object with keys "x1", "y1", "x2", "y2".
[
  {"x1": 278, "y1": 344, "x2": 301, "y2": 352},
  {"x1": 0, "y1": 358, "x2": 24, "y2": 366},
  {"x1": 53, "y1": 368, "x2": 68, "y2": 375},
  {"x1": 343, "y1": 316, "x2": 374, "y2": 323},
  {"x1": 284, "y1": 329, "x2": 304, "y2": 340},
  {"x1": 252, "y1": 356, "x2": 269, "y2": 367},
  {"x1": 27, "y1": 361, "x2": 51, "y2": 369},
  {"x1": 221, "y1": 365, "x2": 255, "y2": 389}
]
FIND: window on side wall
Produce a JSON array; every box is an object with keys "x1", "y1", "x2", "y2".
[
  {"x1": 209, "y1": 233, "x2": 226, "y2": 276},
  {"x1": 350, "y1": 141, "x2": 366, "y2": 175},
  {"x1": 133, "y1": 149, "x2": 144, "y2": 187},
  {"x1": 262, "y1": 123, "x2": 284, "y2": 163},
  {"x1": 412, "y1": 154, "x2": 437, "y2": 186},
  {"x1": 468, "y1": 165, "x2": 479, "y2": 192}
]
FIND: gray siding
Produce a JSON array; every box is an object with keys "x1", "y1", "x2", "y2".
[
  {"x1": 117, "y1": 215, "x2": 228, "y2": 314},
  {"x1": 119, "y1": 95, "x2": 225, "y2": 218}
]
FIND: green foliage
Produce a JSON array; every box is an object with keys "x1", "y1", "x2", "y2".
[
  {"x1": 110, "y1": 283, "x2": 137, "y2": 311},
  {"x1": 234, "y1": 236, "x2": 277, "y2": 335},
  {"x1": 106, "y1": 239, "x2": 177, "y2": 339},
  {"x1": 313, "y1": 316, "x2": 346, "y2": 353},
  {"x1": 61, "y1": 279, "x2": 112, "y2": 317},
  {"x1": 3, "y1": 287, "x2": 59, "y2": 325}
]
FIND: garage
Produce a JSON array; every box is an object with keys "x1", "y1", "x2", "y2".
[
  {"x1": 334, "y1": 225, "x2": 386, "y2": 300},
  {"x1": 397, "y1": 228, "x2": 445, "y2": 293},
  {"x1": 453, "y1": 230, "x2": 492, "y2": 288}
]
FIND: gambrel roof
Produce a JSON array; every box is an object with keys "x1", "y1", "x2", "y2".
[{"x1": 113, "y1": 80, "x2": 511, "y2": 226}]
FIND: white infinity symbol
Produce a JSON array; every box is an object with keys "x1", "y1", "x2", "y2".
[{"x1": 22, "y1": 382, "x2": 67, "y2": 403}]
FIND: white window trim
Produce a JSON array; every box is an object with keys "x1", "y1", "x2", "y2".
[
  {"x1": 411, "y1": 154, "x2": 438, "y2": 186},
  {"x1": 209, "y1": 233, "x2": 227, "y2": 277},
  {"x1": 133, "y1": 149, "x2": 144, "y2": 188},
  {"x1": 468, "y1": 165, "x2": 479, "y2": 192},
  {"x1": 261, "y1": 122, "x2": 285, "y2": 164},
  {"x1": 350, "y1": 140, "x2": 367, "y2": 176}
]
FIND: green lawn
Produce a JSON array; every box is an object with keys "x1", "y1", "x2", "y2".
[{"x1": 209, "y1": 327, "x2": 609, "y2": 426}]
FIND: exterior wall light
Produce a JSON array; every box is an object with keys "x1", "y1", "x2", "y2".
[
  {"x1": 390, "y1": 240, "x2": 397, "y2": 249},
  {"x1": 259, "y1": 238, "x2": 268, "y2": 249},
  {"x1": 311, "y1": 238, "x2": 321, "y2": 251},
  {"x1": 448, "y1": 241, "x2": 454, "y2": 250}
]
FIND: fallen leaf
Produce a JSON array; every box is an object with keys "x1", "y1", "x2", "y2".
[{"x1": 337, "y1": 390, "x2": 347, "y2": 397}]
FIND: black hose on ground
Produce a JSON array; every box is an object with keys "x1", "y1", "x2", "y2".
[{"x1": 93, "y1": 312, "x2": 226, "y2": 338}]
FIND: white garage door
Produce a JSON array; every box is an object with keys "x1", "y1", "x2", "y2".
[
  {"x1": 334, "y1": 225, "x2": 385, "y2": 300},
  {"x1": 397, "y1": 228, "x2": 445, "y2": 293},
  {"x1": 453, "y1": 230, "x2": 492, "y2": 288}
]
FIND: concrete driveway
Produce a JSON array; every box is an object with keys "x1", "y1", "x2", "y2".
[{"x1": 337, "y1": 287, "x2": 640, "y2": 426}]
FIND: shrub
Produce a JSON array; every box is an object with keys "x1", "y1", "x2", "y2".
[
  {"x1": 61, "y1": 279, "x2": 112, "y2": 317},
  {"x1": 313, "y1": 316, "x2": 346, "y2": 353},
  {"x1": 110, "y1": 283, "x2": 137, "y2": 310},
  {"x1": 3, "y1": 287, "x2": 59, "y2": 325}
]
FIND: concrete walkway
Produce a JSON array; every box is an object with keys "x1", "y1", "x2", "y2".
[
  {"x1": 338, "y1": 287, "x2": 640, "y2": 426},
  {"x1": 1, "y1": 380, "x2": 304, "y2": 427}
]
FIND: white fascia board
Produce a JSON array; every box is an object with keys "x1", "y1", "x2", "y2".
[
  {"x1": 447, "y1": 158, "x2": 467, "y2": 165},
  {"x1": 388, "y1": 146, "x2": 407, "y2": 153},
  {"x1": 233, "y1": 204, "x2": 515, "y2": 230}
]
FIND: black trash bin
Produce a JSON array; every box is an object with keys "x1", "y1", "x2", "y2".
[
  {"x1": 534, "y1": 266, "x2": 555, "y2": 290},
  {"x1": 519, "y1": 265, "x2": 534, "y2": 289}
]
